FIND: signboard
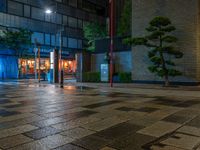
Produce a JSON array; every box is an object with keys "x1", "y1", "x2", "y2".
[{"x1": 101, "y1": 64, "x2": 109, "y2": 82}]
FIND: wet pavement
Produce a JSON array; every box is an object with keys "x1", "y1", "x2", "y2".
[{"x1": 1, "y1": 81, "x2": 200, "y2": 149}]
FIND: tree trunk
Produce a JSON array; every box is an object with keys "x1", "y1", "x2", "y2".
[{"x1": 164, "y1": 74, "x2": 169, "y2": 86}]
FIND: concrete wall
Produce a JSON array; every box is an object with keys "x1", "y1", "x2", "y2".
[
  {"x1": 91, "y1": 51, "x2": 132, "y2": 73},
  {"x1": 132, "y1": 0, "x2": 200, "y2": 82}
]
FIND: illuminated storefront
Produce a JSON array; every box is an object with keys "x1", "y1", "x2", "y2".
[{"x1": 19, "y1": 58, "x2": 76, "y2": 75}]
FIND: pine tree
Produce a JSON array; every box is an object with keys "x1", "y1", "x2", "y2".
[{"x1": 126, "y1": 16, "x2": 183, "y2": 86}]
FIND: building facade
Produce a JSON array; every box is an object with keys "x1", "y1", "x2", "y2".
[
  {"x1": 0, "y1": 0, "x2": 107, "y2": 78},
  {"x1": 132, "y1": 0, "x2": 200, "y2": 84}
]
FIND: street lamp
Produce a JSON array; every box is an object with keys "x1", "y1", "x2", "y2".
[
  {"x1": 45, "y1": 8, "x2": 64, "y2": 88},
  {"x1": 45, "y1": 9, "x2": 52, "y2": 14}
]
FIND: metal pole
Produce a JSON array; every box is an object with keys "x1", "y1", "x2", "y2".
[
  {"x1": 34, "y1": 48, "x2": 37, "y2": 80},
  {"x1": 60, "y1": 28, "x2": 64, "y2": 88},
  {"x1": 38, "y1": 46, "x2": 41, "y2": 83},
  {"x1": 109, "y1": 0, "x2": 114, "y2": 87}
]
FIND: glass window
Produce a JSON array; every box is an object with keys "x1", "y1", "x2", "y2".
[
  {"x1": 55, "y1": 0, "x2": 62, "y2": 2},
  {"x1": 68, "y1": 38, "x2": 77, "y2": 48},
  {"x1": 63, "y1": 0, "x2": 68, "y2": 4},
  {"x1": 32, "y1": 32, "x2": 44, "y2": 44},
  {"x1": 24, "y1": 5, "x2": 30, "y2": 17},
  {"x1": 0, "y1": 0, "x2": 6, "y2": 12},
  {"x1": 62, "y1": 15, "x2": 68, "y2": 25},
  {"x1": 77, "y1": 0, "x2": 82, "y2": 9},
  {"x1": 45, "y1": 14, "x2": 51, "y2": 22},
  {"x1": 45, "y1": 34, "x2": 50, "y2": 45},
  {"x1": 8, "y1": 1, "x2": 23, "y2": 16},
  {"x1": 69, "y1": 0, "x2": 77, "y2": 7},
  {"x1": 51, "y1": 13, "x2": 62, "y2": 24},
  {"x1": 77, "y1": 39, "x2": 82, "y2": 49},
  {"x1": 63, "y1": 37, "x2": 68, "y2": 47},
  {"x1": 78, "y1": 19, "x2": 82, "y2": 29},
  {"x1": 31, "y1": 7, "x2": 44, "y2": 21},
  {"x1": 68, "y1": 17, "x2": 77, "y2": 28},
  {"x1": 51, "y1": 35, "x2": 55, "y2": 46}
]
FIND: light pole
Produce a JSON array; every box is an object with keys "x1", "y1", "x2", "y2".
[
  {"x1": 45, "y1": 8, "x2": 64, "y2": 88},
  {"x1": 109, "y1": 0, "x2": 114, "y2": 87}
]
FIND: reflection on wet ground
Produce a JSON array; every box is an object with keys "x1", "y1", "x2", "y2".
[{"x1": 0, "y1": 81, "x2": 200, "y2": 149}]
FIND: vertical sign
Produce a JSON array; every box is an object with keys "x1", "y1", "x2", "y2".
[{"x1": 101, "y1": 64, "x2": 109, "y2": 82}]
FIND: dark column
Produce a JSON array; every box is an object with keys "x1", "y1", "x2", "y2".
[{"x1": 53, "y1": 49, "x2": 59, "y2": 83}]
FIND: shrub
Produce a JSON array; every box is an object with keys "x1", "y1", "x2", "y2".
[
  {"x1": 119, "y1": 72, "x2": 132, "y2": 83},
  {"x1": 83, "y1": 72, "x2": 100, "y2": 82}
]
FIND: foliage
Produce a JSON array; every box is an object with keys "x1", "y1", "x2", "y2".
[
  {"x1": 2, "y1": 28, "x2": 32, "y2": 58},
  {"x1": 83, "y1": 22, "x2": 107, "y2": 52},
  {"x1": 83, "y1": 72, "x2": 101, "y2": 82},
  {"x1": 117, "y1": 0, "x2": 132, "y2": 36},
  {"x1": 119, "y1": 72, "x2": 132, "y2": 83},
  {"x1": 127, "y1": 16, "x2": 183, "y2": 86}
]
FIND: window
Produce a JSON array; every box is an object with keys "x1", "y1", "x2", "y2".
[
  {"x1": 0, "y1": 0, "x2": 6, "y2": 12},
  {"x1": 45, "y1": 34, "x2": 51, "y2": 45},
  {"x1": 69, "y1": 0, "x2": 77, "y2": 7},
  {"x1": 77, "y1": 0, "x2": 82, "y2": 8},
  {"x1": 68, "y1": 17, "x2": 77, "y2": 28},
  {"x1": 78, "y1": 19, "x2": 82, "y2": 29},
  {"x1": 51, "y1": 35, "x2": 55, "y2": 46},
  {"x1": 31, "y1": 7, "x2": 44, "y2": 21},
  {"x1": 45, "y1": 14, "x2": 51, "y2": 22},
  {"x1": 77, "y1": 39, "x2": 82, "y2": 49},
  {"x1": 63, "y1": 37, "x2": 68, "y2": 47},
  {"x1": 8, "y1": 1, "x2": 23, "y2": 16},
  {"x1": 32, "y1": 32, "x2": 44, "y2": 44},
  {"x1": 68, "y1": 38, "x2": 77, "y2": 48},
  {"x1": 63, "y1": 15, "x2": 68, "y2": 25},
  {"x1": 24, "y1": 5, "x2": 30, "y2": 17},
  {"x1": 51, "y1": 13, "x2": 62, "y2": 24}
]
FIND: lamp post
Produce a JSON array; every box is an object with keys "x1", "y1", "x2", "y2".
[
  {"x1": 109, "y1": 0, "x2": 114, "y2": 87},
  {"x1": 45, "y1": 8, "x2": 64, "y2": 88}
]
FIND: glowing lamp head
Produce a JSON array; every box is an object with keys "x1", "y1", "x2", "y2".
[{"x1": 45, "y1": 9, "x2": 52, "y2": 14}]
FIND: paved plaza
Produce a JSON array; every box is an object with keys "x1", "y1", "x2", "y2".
[{"x1": 1, "y1": 81, "x2": 200, "y2": 149}]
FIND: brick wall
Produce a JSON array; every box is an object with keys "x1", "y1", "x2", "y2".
[{"x1": 132, "y1": 0, "x2": 200, "y2": 82}]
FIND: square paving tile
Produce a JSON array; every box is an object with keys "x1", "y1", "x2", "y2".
[
  {"x1": 116, "y1": 107, "x2": 136, "y2": 112},
  {"x1": 138, "y1": 121, "x2": 181, "y2": 137},
  {"x1": 23, "y1": 126, "x2": 61, "y2": 140},
  {"x1": 162, "y1": 114, "x2": 191, "y2": 124},
  {"x1": 100, "y1": 147, "x2": 117, "y2": 150},
  {"x1": 94, "y1": 122, "x2": 143, "y2": 140},
  {"x1": 0, "y1": 124, "x2": 38, "y2": 139},
  {"x1": 83, "y1": 101, "x2": 121, "y2": 109},
  {"x1": 8, "y1": 140, "x2": 49, "y2": 150},
  {"x1": 162, "y1": 133, "x2": 200, "y2": 150},
  {"x1": 109, "y1": 133, "x2": 155, "y2": 150},
  {"x1": 31, "y1": 117, "x2": 65, "y2": 128},
  {"x1": 0, "y1": 134, "x2": 33, "y2": 149},
  {"x1": 187, "y1": 116, "x2": 200, "y2": 128},
  {"x1": 54, "y1": 143, "x2": 87, "y2": 150},
  {"x1": 38, "y1": 134, "x2": 74, "y2": 149},
  {"x1": 150, "y1": 145, "x2": 186, "y2": 150},
  {"x1": 178, "y1": 125, "x2": 200, "y2": 137},
  {"x1": 61, "y1": 127, "x2": 95, "y2": 139},
  {"x1": 72, "y1": 135, "x2": 111, "y2": 150},
  {"x1": 136, "y1": 107, "x2": 159, "y2": 113}
]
